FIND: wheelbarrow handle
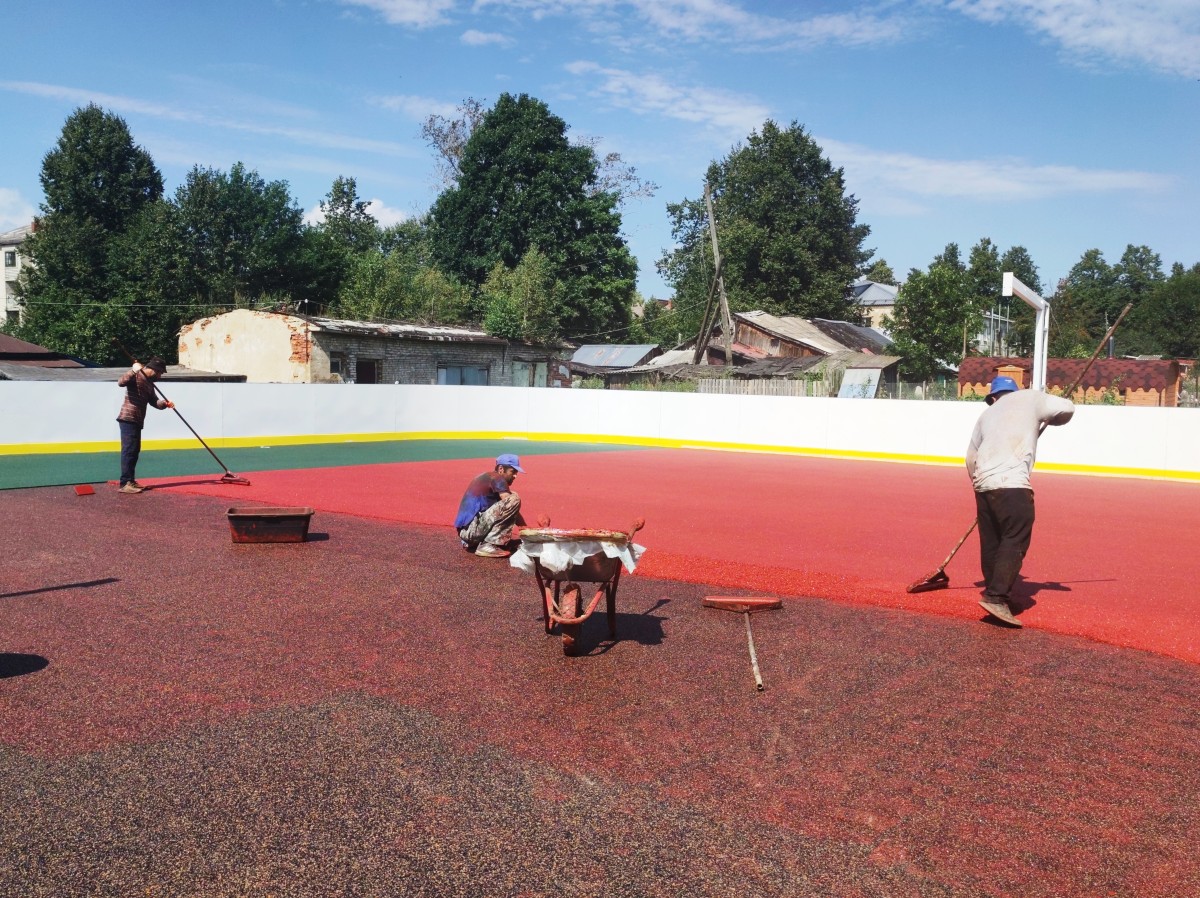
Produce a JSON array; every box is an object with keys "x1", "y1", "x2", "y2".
[{"x1": 627, "y1": 517, "x2": 645, "y2": 541}]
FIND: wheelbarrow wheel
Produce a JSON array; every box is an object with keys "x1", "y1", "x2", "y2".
[{"x1": 559, "y1": 584, "x2": 582, "y2": 656}]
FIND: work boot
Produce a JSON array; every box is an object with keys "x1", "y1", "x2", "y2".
[
  {"x1": 979, "y1": 599, "x2": 1022, "y2": 627},
  {"x1": 118, "y1": 483, "x2": 144, "y2": 494}
]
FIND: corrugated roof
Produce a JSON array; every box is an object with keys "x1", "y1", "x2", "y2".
[
  {"x1": 811, "y1": 319, "x2": 893, "y2": 354},
  {"x1": 570, "y1": 344, "x2": 660, "y2": 368},
  {"x1": 0, "y1": 333, "x2": 90, "y2": 368},
  {"x1": 733, "y1": 311, "x2": 845, "y2": 355},
  {"x1": 0, "y1": 363, "x2": 245, "y2": 382},
  {"x1": 308, "y1": 315, "x2": 506, "y2": 344},
  {"x1": 0, "y1": 223, "x2": 34, "y2": 244}
]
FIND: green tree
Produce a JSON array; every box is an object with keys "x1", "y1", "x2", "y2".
[
  {"x1": 171, "y1": 163, "x2": 309, "y2": 309},
  {"x1": 331, "y1": 218, "x2": 470, "y2": 325},
  {"x1": 1135, "y1": 262, "x2": 1200, "y2": 359},
  {"x1": 1114, "y1": 245, "x2": 1165, "y2": 355},
  {"x1": 884, "y1": 263, "x2": 972, "y2": 383},
  {"x1": 657, "y1": 120, "x2": 872, "y2": 345},
  {"x1": 318, "y1": 176, "x2": 380, "y2": 254},
  {"x1": 480, "y1": 246, "x2": 558, "y2": 343},
  {"x1": 15, "y1": 104, "x2": 164, "y2": 362},
  {"x1": 428, "y1": 93, "x2": 637, "y2": 341},
  {"x1": 422, "y1": 96, "x2": 656, "y2": 204},
  {"x1": 862, "y1": 258, "x2": 896, "y2": 285}
]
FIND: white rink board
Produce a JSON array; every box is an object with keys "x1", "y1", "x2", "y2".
[{"x1": 2, "y1": 381, "x2": 1198, "y2": 478}]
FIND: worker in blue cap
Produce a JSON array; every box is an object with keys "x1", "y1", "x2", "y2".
[
  {"x1": 454, "y1": 453, "x2": 527, "y2": 557},
  {"x1": 965, "y1": 376, "x2": 1075, "y2": 626}
]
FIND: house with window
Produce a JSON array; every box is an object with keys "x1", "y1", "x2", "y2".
[
  {"x1": 178, "y1": 309, "x2": 569, "y2": 386},
  {"x1": 1, "y1": 223, "x2": 34, "y2": 327}
]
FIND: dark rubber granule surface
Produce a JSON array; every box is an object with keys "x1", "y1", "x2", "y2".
[{"x1": 2, "y1": 486, "x2": 1197, "y2": 897}]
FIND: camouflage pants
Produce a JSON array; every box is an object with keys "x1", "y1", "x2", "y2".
[{"x1": 458, "y1": 493, "x2": 523, "y2": 549}]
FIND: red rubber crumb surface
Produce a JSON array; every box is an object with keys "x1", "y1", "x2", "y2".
[
  {"x1": 159, "y1": 447, "x2": 1200, "y2": 664},
  {"x1": 3, "y1": 479, "x2": 1200, "y2": 897}
]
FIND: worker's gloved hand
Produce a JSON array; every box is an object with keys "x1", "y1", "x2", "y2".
[
  {"x1": 132, "y1": 361, "x2": 143, "y2": 372},
  {"x1": 165, "y1": 401, "x2": 175, "y2": 409}
]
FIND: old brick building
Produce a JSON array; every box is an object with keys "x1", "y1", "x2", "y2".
[{"x1": 178, "y1": 309, "x2": 569, "y2": 387}]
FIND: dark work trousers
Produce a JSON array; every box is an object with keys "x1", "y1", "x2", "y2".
[
  {"x1": 118, "y1": 420, "x2": 143, "y2": 487},
  {"x1": 974, "y1": 488, "x2": 1035, "y2": 602}
]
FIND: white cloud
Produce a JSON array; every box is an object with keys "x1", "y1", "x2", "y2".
[
  {"x1": 0, "y1": 188, "x2": 38, "y2": 231},
  {"x1": 372, "y1": 93, "x2": 461, "y2": 120},
  {"x1": 304, "y1": 198, "x2": 408, "y2": 228},
  {"x1": 0, "y1": 81, "x2": 414, "y2": 158},
  {"x1": 461, "y1": 28, "x2": 513, "y2": 46},
  {"x1": 476, "y1": 0, "x2": 911, "y2": 48},
  {"x1": 565, "y1": 61, "x2": 770, "y2": 135},
  {"x1": 821, "y1": 137, "x2": 1172, "y2": 206},
  {"x1": 337, "y1": 0, "x2": 457, "y2": 28},
  {"x1": 947, "y1": 0, "x2": 1200, "y2": 78},
  {"x1": 365, "y1": 199, "x2": 409, "y2": 226}
]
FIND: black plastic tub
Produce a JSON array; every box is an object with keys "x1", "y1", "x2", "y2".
[{"x1": 227, "y1": 507, "x2": 314, "y2": 543}]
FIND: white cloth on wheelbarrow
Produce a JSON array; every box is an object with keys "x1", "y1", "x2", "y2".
[{"x1": 510, "y1": 539, "x2": 644, "y2": 575}]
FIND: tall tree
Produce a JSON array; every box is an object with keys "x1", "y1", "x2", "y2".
[
  {"x1": 422, "y1": 96, "x2": 655, "y2": 205},
  {"x1": 862, "y1": 258, "x2": 896, "y2": 285},
  {"x1": 171, "y1": 163, "x2": 309, "y2": 309},
  {"x1": 657, "y1": 119, "x2": 872, "y2": 343},
  {"x1": 1138, "y1": 263, "x2": 1200, "y2": 359},
  {"x1": 966, "y1": 238, "x2": 1003, "y2": 353},
  {"x1": 15, "y1": 104, "x2": 163, "y2": 362},
  {"x1": 883, "y1": 263, "x2": 972, "y2": 383},
  {"x1": 318, "y1": 176, "x2": 380, "y2": 254},
  {"x1": 428, "y1": 93, "x2": 637, "y2": 341}
]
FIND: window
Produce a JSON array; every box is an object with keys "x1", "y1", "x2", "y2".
[
  {"x1": 438, "y1": 365, "x2": 489, "y2": 385},
  {"x1": 3, "y1": 251, "x2": 15, "y2": 267},
  {"x1": 329, "y1": 355, "x2": 344, "y2": 377},
  {"x1": 356, "y1": 359, "x2": 380, "y2": 384}
]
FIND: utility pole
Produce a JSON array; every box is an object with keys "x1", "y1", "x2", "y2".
[{"x1": 705, "y1": 182, "x2": 734, "y2": 364}]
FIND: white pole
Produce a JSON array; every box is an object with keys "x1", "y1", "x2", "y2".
[{"x1": 1002, "y1": 273, "x2": 1049, "y2": 391}]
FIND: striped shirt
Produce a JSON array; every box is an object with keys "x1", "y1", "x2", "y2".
[{"x1": 116, "y1": 370, "x2": 168, "y2": 426}]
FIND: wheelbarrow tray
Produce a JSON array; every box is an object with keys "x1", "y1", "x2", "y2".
[{"x1": 227, "y1": 507, "x2": 314, "y2": 543}]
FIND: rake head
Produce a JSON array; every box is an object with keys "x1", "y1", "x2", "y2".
[
  {"x1": 907, "y1": 569, "x2": 950, "y2": 594},
  {"x1": 702, "y1": 596, "x2": 783, "y2": 614},
  {"x1": 220, "y1": 472, "x2": 253, "y2": 486}
]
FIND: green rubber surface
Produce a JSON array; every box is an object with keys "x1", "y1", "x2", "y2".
[{"x1": 0, "y1": 439, "x2": 642, "y2": 490}]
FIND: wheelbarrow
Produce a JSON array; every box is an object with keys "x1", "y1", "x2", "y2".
[{"x1": 513, "y1": 517, "x2": 645, "y2": 656}]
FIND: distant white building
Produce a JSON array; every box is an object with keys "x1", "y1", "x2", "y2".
[{"x1": 1, "y1": 223, "x2": 34, "y2": 327}]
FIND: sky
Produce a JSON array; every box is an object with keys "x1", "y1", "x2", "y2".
[{"x1": 2, "y1": 0, "x2": 1198, "y2": 300}]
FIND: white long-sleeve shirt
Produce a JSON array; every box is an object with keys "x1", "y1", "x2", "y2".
[{"x1": 965, "y1": 390, "x2": 1076, "y2": 491}]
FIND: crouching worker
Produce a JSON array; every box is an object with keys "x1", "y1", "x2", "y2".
[
  {"x1": 116, "y1": 357, "x2": 173, "y2": 494},
  {"x1": 454, "y1": 453, "x2": 527, "y2": 558},
  {"x1": 965, "y1": 376, "x2": 1074, "y2": 627}
]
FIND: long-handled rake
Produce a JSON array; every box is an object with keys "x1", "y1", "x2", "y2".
[
  {"x1": 703, "y1": 596, "x2": 783, "y2": 691},
  {"x1": 907, "y1": 303, "x2": 1132, "y2": 593},
  {"x1": 112, "y1": 340, "x2": 251, "y2": 486}
]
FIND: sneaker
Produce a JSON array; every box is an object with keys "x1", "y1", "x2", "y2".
[
  {"x1": 118, "y1": 483, "x2": 144, "y2": 494},
  {"x1": 979, "y1": 599, "x2": 1022, "y2": 627},
  {"x1": 474, "y1": 544, "x2": 512, "y2": 558},
  {"x1": 129, "y1": 480, "x2": 147, "y2": 490}
]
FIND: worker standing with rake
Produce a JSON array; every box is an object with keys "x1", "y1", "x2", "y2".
[
  {"x1": 115, "y1": 357, "x2": 173, "y2": 494},
  {"x1": 965, "y1": 376, "x2": 1075, "y2": 627}
]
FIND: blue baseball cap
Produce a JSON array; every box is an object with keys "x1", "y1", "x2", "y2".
[
  {"x1": 496, "y1": 453, "x2": 524, "y2": 472},
  {"x1": 986, "y1": 375, "x2": 1020, "y2": 405}
]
